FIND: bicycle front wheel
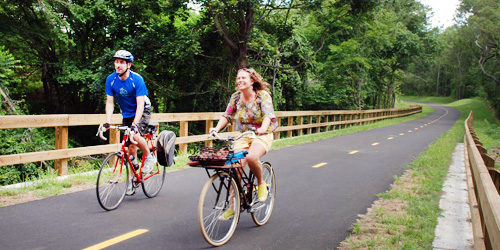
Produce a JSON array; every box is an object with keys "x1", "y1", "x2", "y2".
[
  {"x1": 251, "y1": 162, "x2": 276, "y2": 226},
  {"x1": 142, "y1": 162, "x2": 166, "y2": 198},
  {"x1": 96, "y1": 153, "x2": 129, "y2": 211},
  {"x1": 198, "y1": 172, "x2": 241, "y2": 247}
]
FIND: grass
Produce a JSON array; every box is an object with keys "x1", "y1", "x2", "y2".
[{"x1": 338, "y1": 96, "x2": 500, "y2": 249}]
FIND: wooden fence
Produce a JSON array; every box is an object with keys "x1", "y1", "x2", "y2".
[
  {"x1": 0, "y1": 106, "x2": 421, "y2": 175},
  {"x1": 464, "y1": 111, "x2": 500, "y2": 250}
]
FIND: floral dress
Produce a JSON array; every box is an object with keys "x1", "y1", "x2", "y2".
[{"x1": 222, "y1": 90, "x2": 278, "y2": 133}]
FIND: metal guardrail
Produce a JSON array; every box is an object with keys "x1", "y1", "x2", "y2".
[
  {"x1": 464, "y1": 111, "x2": 500, "y2": 250},
  {"x1": 0, "y1": 106, "x2": 422, "y2": 175}
]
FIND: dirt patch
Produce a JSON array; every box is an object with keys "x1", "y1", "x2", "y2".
[
  {"x1": 0, "y1": 183, "x2": 95, "y2": 207},
  {"x1": 337, "y1": 170, "x2": 418, "y2": 249}
]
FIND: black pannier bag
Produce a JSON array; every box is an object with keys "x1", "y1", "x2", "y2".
[{"x1": 156, "y1": 130, "x2": 176, "y2": 167}]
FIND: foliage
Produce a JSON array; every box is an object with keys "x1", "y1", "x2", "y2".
[
  {"x1": 0, "y1": 128, "x2": 55, "y2": 185},
  {"x1": 0, "y1": 0, "x2": 448, "y2": 183},
  {"x1": 401, "y1": 0, "x2": 500, "y2": 118},
  {"x1": 0, "y1": 46, "x2": 21, "y2": 114}
]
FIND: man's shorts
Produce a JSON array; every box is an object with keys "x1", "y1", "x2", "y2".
[
  {"x1": 122, "y1": 107, "x2": 152, "y2": 146},
  {"x1": 233, "y1": 132, "x2": 274, "y2": 153}
]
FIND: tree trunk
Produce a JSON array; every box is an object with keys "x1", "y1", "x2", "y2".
[
  {"x1": 436, "y1": 67, "x2": 440, "y2": 95},
  {"x1": 0, "y1": 84, "x2": 16, "y2": 113}
]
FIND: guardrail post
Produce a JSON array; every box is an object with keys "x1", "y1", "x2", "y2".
[
  {"x1": 287, "y1": 117, "x2": 293, "y2": 138},
  {"x1": 109, "y1": 129, "x2": 120, "y2": 166},
  {"x1": 205, "y1": 120, "x2": 213, "y2": 147},
  {"x1": 298, "y1": 117, "x2": 303, "y2": 136},
  {"x1": 316, "y1": 115, "x2": 321, "y2": 132},
  {"x1": 54, "y1": 126, "x2": 68, "y2": 176},
  {"x1": 308, "y1": 116, "x2": 313, "y2": 134},
  {"x1": 180, "y1": 121, "x2": 188, "y2": 154},
  {"x1": 275, "y1": 118, "x2": 281, "y2": 140},
  {"x1": 325, "y1": 115, "x2": 329, "y2": 131}
]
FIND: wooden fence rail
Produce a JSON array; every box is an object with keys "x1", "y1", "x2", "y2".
[
  {"x1": 0, "y1": 106, "x2": 421, "y2": 175},
  {"x1": 464, "y1": 111, "x2": 500, "y2": 250}
]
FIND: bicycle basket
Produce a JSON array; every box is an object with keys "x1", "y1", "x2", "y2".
[{"x1": 188, "y1": 147, "x2": 230, "y2": 166}]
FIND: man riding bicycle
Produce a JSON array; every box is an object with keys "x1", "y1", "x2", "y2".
[{"x1": 101, "y1": 50, "x2": 156, "y2": 177}]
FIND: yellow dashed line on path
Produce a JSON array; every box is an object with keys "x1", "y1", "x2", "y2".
[
  {"x1": 387, "y1": 137, "x2": 394, "y2": 140},
  {"x1": 372, "y1": 142, "x2": 379, "y2": 146},
  {"x1": 349, "y1": 150, "x2": 359, "y2": 155},
  {"x1": 82, "y1": 229, "x2": 149, "y2": 250},
  {"x1": 399, "y1": 133, "x2": 404, "y2": 136},
  {"x1": 312, "y1": 163, "x2": 327, "y2": 168},
  {"x1": 415, "y1": 128, "x2": 418, "y2": 130},
  {"x1": 408, "y1": 130, "x2": 412, "y2": 133}
]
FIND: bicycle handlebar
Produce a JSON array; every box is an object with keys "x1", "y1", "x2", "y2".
[
  {"x1": 209, "y1": 130, "x2": 257, "y2": 141},
  {"x1": 96, "y1": 124, "x2": 138, "y2": 144}
]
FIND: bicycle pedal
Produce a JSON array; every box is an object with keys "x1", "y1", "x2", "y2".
[{"x1": 250, "y1": 203, "x2": 266, "y2": 212}]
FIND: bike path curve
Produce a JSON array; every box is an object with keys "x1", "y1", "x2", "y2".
[{"x1": 0, "y1": 104, "x2": 460, "y2": 250}]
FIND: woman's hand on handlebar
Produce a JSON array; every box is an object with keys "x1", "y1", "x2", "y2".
[
  {"x1": 208, "y1": 128, "x2": 222, "y2": 140},
  {"x1": 256, "y1": 127, "x2": 268, "y2": 136}
]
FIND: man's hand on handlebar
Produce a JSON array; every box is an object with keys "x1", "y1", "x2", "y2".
[
  {"x1": 96, "y1": 124, "x2": 138, "y2": 144},
  {"x1": 97, "y1": 123, "x2": 109, "y2": 141}
]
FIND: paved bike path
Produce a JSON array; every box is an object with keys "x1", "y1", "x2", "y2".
[{"x1": 0, "y1": 104, "x2": 460, "y2": 249}]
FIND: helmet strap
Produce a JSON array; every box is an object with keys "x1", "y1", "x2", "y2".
[{"x1": 119, "y1": 67, "x2": 129, "y2": 77}]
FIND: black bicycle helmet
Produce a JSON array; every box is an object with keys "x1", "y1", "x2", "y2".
[{"x1": 113, "y1": 50, "x2": 134, "y2": 62}]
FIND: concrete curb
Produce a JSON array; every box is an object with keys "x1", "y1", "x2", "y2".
[{"x1": 432, "y1": 143, "x2": 474, "y2": 250}]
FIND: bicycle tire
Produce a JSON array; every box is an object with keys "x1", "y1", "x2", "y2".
[
  {"x1": 96, "y1": 152, "x2": 129, "y2": 211},
  {"x1": 251, "y1": 162, "x2": 276, "y2": 226},
  {"x1": 141, "y1": 161, "x2": 166, "y2": 198},
  {"x1": 198, "y1": 172, "x2": 241, "y2": 247}
]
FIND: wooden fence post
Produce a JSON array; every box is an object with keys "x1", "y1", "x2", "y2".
[
  {"x1": 298, "y1": 117, "x2": 303, "y2": 136},
  {"x1": 275, "y1": 118, "x2": 281, "y2": 140},
  {"x1": 109, "y1": 129, "x2": 119, "y2": 167},
  {"x1": 54, "y1": 126, "x2": 68, "y2": 176},
  {"x1": 287, "y1": 117, "x2": 293, "y2": 138},
  {"x1": 317, "y1": 115, "x2": 321, "y2": 133},
  {"x1": 325, "y1": 115, "x2": 329, "y2": 131},
  {"x1": 180, "y1": 121, "x2": 188, "y2": 154},
  {"x1": 205, "y1": 120, "x2": 213, "y2": 148},
  {"x1": 308, "y1": 116, "x2": 313, "y2": 134}
]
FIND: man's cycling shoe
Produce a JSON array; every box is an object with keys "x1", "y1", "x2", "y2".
[
  {"x1": 126, "y1": 179, "x2": 136, "y2": 196},
  {"x1": 218, "y1": 209, "x2": 235, "y2": 221},
  {"x1": 142, "y1": 154, "x2": 156, "y2": 173},
  {"x1": 257, "y1": 182, "x2": 268, "y2": 203}
]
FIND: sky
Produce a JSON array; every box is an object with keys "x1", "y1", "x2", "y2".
[{"x1": 418, "y1": 0, "x2": 461, "y2": 28}]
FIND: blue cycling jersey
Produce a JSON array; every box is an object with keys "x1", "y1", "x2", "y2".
[{"x1": 105, "y1": 71, "x2": 149, "y2": 118}]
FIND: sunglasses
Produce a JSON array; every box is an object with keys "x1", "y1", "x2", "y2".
[{"x1": 240, "y1": 68, "x2": 256, "y2": 74}]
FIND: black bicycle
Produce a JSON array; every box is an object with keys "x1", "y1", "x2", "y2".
[{"x1": 189, "y1": 130, "x2": 276, "y2": 246}]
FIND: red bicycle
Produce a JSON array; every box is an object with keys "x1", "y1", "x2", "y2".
[{"x1": 95, "y1": 123, "x2": 165, "y2": 211}]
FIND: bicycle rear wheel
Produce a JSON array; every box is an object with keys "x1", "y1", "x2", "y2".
[
  {"x1": 198, "y1": 172, "x2": 240, "y2": 247},
  {"x1": 142, "y1": 161, "x2": 166, "y2": 198},
  {"x1": 96, "y1": 153, "x2": 129, "y2": 211},
  {"x1": 251, "y1": 162, "x2": 276, "y2": 226}
]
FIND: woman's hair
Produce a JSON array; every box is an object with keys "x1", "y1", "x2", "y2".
[{"x1": 237, "y1": 68, "x2": 271, "y2": 95}]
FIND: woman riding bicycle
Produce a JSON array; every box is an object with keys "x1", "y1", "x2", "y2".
[{"x1": 210, "y1": 67, "x2": 278, "y2": 219}]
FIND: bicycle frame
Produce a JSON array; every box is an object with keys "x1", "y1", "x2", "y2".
[
  {"x1": 204, "y1": 160, "x2": 257, "y2": 212},
  {"x1": 110, "y1": 129, "x2": 159, "y2": 184}
]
